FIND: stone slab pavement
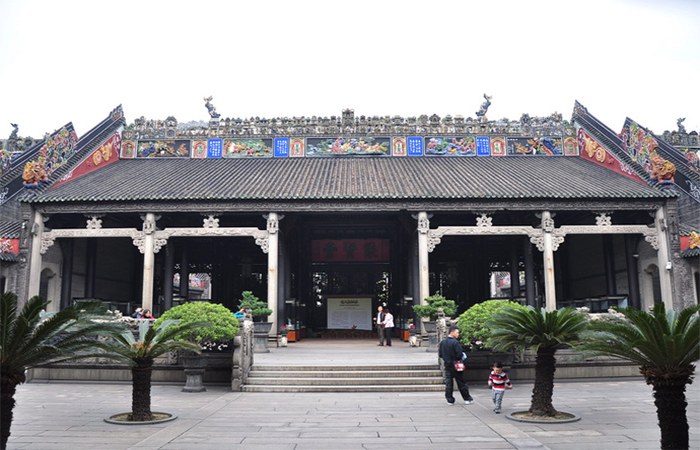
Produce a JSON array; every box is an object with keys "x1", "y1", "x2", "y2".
[{"x1": 7, "y1": 377, "x2": 699, "y2": 450}]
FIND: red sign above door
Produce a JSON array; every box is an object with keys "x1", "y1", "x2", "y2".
[{"x1": 311, "y1": 239, "x2": 390, "y2": 262}]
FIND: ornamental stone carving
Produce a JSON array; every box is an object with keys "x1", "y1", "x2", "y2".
[
  {"x1": 153, "y1": 238, "x2": 168, "y2": 253},
  {"x1": 254, "y1": 232, "x2": 269, "y2": 253},
  {"x1": 86, "y1": 216, "x2": 103, "y2": 229},
  {"x1": 476, "y1": 213, "x2": 493, "y2": 227},
  {"x1": 595, "y1": 213, "x2": 612, "y2": 227},
  {"x1": 203, "y1": 215, "x2": 220, "y2": 229}
]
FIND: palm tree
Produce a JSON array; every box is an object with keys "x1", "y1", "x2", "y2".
[
  {"x1": 578, "y1": 303, "x2": 700, "y2": 450},
  {"x1": 487, "y1": 306, "x2": 588, "y2": 417},
  {"x1": 0, "y1": 292, "x2": 124, "y2": 450},
  {"x1": 99, "y1": 319, "x2": 206, "y2": 421}
]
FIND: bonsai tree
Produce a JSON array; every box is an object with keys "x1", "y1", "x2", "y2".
[
  {"x1": 0, "y1": 292, "x2": 125, "y2": 450},
  {"x1": 412, "y1": 292, "x2": 457, "y2": 321},
  {"x1": 487, "y1": 306, "x2": 587, "y2": 417},
  {"x1": 98, "y1": 319, "x2": 207, "y2": 422},
  {"x1": 154, "y1": 302, "x2": 240, "y2": 347},
  {"x1": 457, "y1": 299, "x2": 528, "y2": 350},
  {"x1": 237, "y1": 291, "x2": 272, "y2": 322},
  {"x1": 578, "y1": 303, "x2": 700, "y2": 450}
]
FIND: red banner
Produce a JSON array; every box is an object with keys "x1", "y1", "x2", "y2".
[
  {"x1": 577, "y1": 128, "x2": 646, "y2": 184},
  {"x1": 312, "y1": 239, "x2": 390, "y2": 262},
  {"x1": 50, "y1": 131, "x2": 121, "y2": 190}
]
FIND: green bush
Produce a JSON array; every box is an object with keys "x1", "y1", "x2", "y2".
[
  {"x1": 412, "y1": 292, "x2": 457, "y2": 321},
  {"x1": 155, "y1": 302, "x2": 240, "y2": 344},
  {"x1": 457, "y1": 299, "x2": 528, "y2": 349},
  {"x1": 237, "y1": 291, "x2": 273, "y2": 320}
]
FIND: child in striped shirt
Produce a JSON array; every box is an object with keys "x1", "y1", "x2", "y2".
[{"x1": 488, "y1": 362, "x2": 513, "y2": 414}]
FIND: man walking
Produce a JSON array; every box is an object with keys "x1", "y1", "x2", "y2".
[
  {"x1": 438, "y1": 325, "x2": 473, "y2": 405},
  {"x1": 376, "y1": 305, "x2": 385, "y2": 346}
]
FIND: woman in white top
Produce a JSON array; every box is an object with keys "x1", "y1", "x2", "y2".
[{"x1": 382, "y1": 307, "x2": 394, "y2": 346}]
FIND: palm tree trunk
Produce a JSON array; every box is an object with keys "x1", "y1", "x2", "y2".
[
  {"x1": 650, "y1": 378, "x2": 690, "y2": 450},
  {"x1": 529, "y1": 347, "x2": 557, "y2": 417},
  {"x1": 0, "y1": 376, "x2": 19, "y2": 450},
  {"x1": 130, "y1": 359, "x2": 153, "y2": 422}
]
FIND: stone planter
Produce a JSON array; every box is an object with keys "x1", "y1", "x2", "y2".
[
  {"x1": 422, "y1": 321, "x2": 438, "y2": 353},
  {"x1": 253, "y1": 321, "x2": 273, "y2": 353},
  {"x1": 180, "y1": 354, "x2": 208, "y2": 392}
]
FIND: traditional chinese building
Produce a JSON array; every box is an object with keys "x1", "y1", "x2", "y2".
[{"x1": 1, "y1": 99, "x2": 698, "y2": 338}]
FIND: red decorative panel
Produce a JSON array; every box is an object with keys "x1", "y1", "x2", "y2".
[
  {"x1": 50, "y1": 132, "x2": 121, "y2": 190},
  {"x1": 311, "y1": 239, "x2": 390, "y2": 262},
  {"x1": 577, "y1": 128, "x2": 646, "y2": 184}
]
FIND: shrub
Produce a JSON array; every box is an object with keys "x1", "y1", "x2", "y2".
[
  {"x1": 237, "y1": 291, "x2": 273, "y2": 320},
  {"x1": 155, "y1": 302, "x2": 240, "y2": 344},
  {"x1": 457, "y1": 299, "x2": 528, "y2": 349},
  {"x1": 413, "y1": 292, "x2": 457, "y2": 321}
]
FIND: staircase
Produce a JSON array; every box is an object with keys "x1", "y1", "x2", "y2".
[{"x1": 242, "y1": 363, "x2": 444, "y2": 393}]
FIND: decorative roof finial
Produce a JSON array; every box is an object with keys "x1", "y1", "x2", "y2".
[
  {"x1": 476, "y1": 94, "x2": 492, "y2": 122},
  {"x1": 677, "y1": 117, "x2": 686, "y2": 134},
  {"x1": 204, "y1": 96, "x2": 221, "y2": 119}
]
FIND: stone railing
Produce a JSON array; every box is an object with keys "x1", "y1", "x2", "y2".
[{"x1": 231, "y1": 318, "x2": 254, "y2": 390}]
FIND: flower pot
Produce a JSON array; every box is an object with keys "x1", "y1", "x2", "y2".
[
  {"x1": 422, "y1": 321, "x2": 439, "y2": 353},
  {"x1": 253, "y1": 321, "x2": 273, "y2": 353},
  {"x1": 180, "y1": 354, "x2": 208, "y2": 392}
]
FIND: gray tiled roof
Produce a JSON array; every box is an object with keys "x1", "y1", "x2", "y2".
[
  {"x1": 27, "y1": 156, "x2": 672, "y2": 204},
  {"x1": 0, "y1": 221, "x2": 22, "y2": 238}
]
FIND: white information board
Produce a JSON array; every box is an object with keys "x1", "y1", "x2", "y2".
[{"x1": 326, "y1": 297, "x2": 372, "y2": 330}]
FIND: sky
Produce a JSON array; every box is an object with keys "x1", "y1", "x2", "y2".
[{"x1": 0, "y1": 0, "x2": 698, "y2": 140}]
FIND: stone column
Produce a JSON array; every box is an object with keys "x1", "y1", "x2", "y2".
[
  {"x1": 266, "y1": 213, "x2": 279, "y2": 334},
  {"x1": 654, "y1": 207, "x2": 674, "y2": 311},
  {"x1": 163, "y1": 241, "x2": 174, "y2": 311},
  {"x1": 523, "y1": 237, "x2": 536, "y2": 307},
  {"x1": 624, "y1": 235, "x2": 641, "y2": 309},
  {"x1": 417, "y1": 212, "x2": 430, "y2": 308},
  {"x1": 510, "y1": 239, "x2": 520, "y2": 301},
  {"x1": 59, "y1": 239, "x2": 74, "y2": 310},
  {"x1": 27, "y1": 210, "x2": 45, "y2": 299},
  {"x1": 179, "y1": 243, "x2": 189, "y2": 299},
  {"x1": 84, "y1": 238, "x2": 97, "y2": 298},
  {"x1": 603, "y1": 235, "x2": 616, "y2": 296},
  {"x1": 141, "y1": 213, "x2": 156, "y2": 312},
  {"x1": 417, "y1": 212, "x2": 431, "y2": 335},
  {"x1": 541, "y1": 211, "x2": 557, "y2": 312}
]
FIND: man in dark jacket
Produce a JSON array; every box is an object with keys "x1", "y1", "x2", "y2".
[{"x1": 438, "y1": 325, "x2": 473, "y2": 405}]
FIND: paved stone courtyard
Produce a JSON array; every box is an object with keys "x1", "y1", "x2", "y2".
[
  {"x1": 7, "y1": 376, "x2": 699, "y2": 449},
  {"x1": 7, "y1": 341, "x2": 700, "y2": 449}
]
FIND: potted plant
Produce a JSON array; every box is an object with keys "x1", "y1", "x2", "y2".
[
  {"x1": 155, "y1": 302, "x2": 240, "y2": 392},
  {"x1": 412, "y1": 292, "x2": 457, "y2": 352},
  {"x1": 237, "y1": 291, "x2": 273, "y2": 353}
]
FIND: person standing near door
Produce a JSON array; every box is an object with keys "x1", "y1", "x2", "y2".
[
  {"x1": 382, "y1": 307, "x2": 394, "y2": 347},
  {"x1": 376, "y1": 305, "x2": 385, "y2": 346}
]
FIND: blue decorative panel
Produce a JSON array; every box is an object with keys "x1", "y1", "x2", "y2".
[
  {"x1": 274, "y1": 138, "x2": 290, "y2": 157},
  {"x1": 476, "y1": 137, "x2": 490, "y2": 156},
  {"x1": 207, "y1": 139, "x2": 222, "y2": 158},
  {"x1": 407, "y1": 137, "x2": 423, "y2": 156}
]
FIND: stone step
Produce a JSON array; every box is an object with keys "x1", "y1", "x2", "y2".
[
  {"x1": 248, "y1": 369, "x2": 443, "y2": 379},
  {"x1": 241, "y1": 384, "x2": 445, "y2": 393},
  {"x1": 245, "y1": 376, "x2": 443, "y2": 386},
  {"x1": 242, "y1": 363, "x2": 444, "y2": 393}
]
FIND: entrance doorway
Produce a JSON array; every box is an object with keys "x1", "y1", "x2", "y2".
[{"x1": 306, "y1": 265, "x2": 390, "y2": 335}]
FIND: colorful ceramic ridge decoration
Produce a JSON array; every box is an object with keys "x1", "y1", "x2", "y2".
[{"x1": 306, "y1": 137, "x2": 390, "y2": 156}]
